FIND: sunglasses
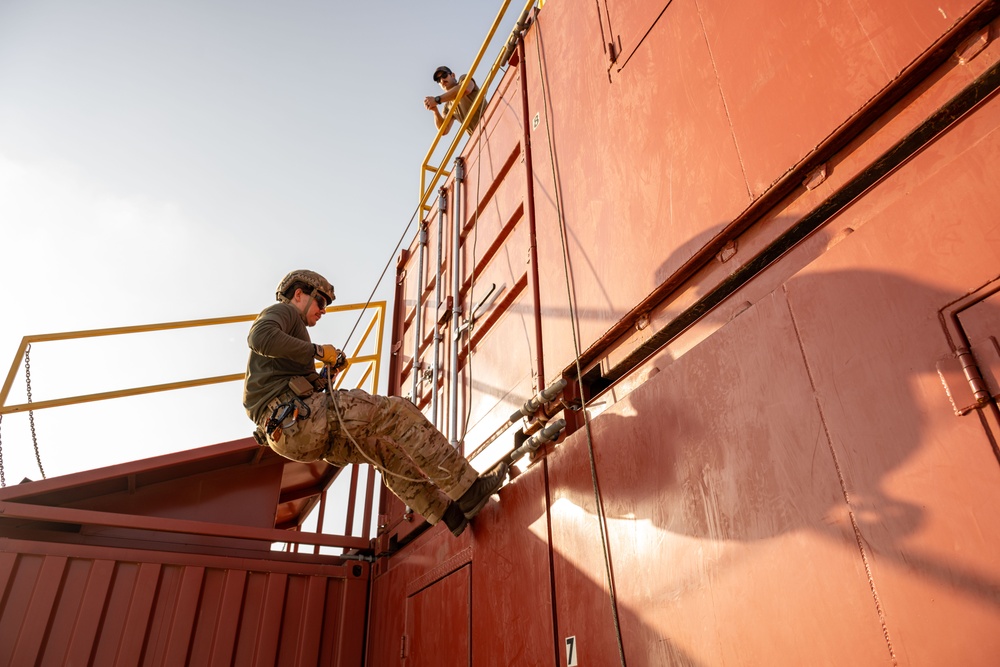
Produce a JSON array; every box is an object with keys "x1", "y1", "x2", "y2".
[{"x1": 434, "y1": 71, "x2": 451, "y2": 83}]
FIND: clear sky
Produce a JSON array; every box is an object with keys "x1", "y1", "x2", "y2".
[{"x1": 0, "y1": 0, "x2": 524, "y2": 487}]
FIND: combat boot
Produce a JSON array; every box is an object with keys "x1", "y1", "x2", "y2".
[
  {"x1": 443, "y1": 502, "x2": 468, "y2": 537},
  {"x1": 457, "y1": 461, "x2": 509, "y2": 519}
]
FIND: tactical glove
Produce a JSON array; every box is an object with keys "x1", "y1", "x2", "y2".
[{"x1": 314, "y1": 344, "x2": 343, "y2": 365}]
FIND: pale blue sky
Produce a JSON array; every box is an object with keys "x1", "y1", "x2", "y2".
[{"x1": 0, "y1": 0, "x2": 523, "y2": 485}]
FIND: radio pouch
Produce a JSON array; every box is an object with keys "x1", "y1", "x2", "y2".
[{"x1": 288, "y1": 376, "x2": 314, "y2": 397}]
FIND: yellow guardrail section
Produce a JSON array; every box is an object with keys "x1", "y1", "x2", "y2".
[
  {"x1": 418, "y1": 0, "x2": 538, "y2": 215},
  {"x1": 0, "y1": 301, "x2": 385, "y2": 415}
]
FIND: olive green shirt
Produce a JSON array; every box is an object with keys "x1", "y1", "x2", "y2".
[
  {"x1": 447, "y1": 75, "x2": 484, "y2": 136},
  {"x1": 243, "y1": 302, "x2": 316, "y2": 424}
]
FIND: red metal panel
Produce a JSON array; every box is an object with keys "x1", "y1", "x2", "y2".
[
  {"x1": 241, "y1": 572, "x2": 291, "y2": 667},
  {"x1": 0, "y1": 539, "x2": 368, "y2": 667},
  {"x1": 325, "y1": 575, "x2": 370, "y2": 667},
  {"x1": 38, "y1": 557, "x2": 96, "y2": 666},
  {"x1": 117, "y1": 563, "x2": 161, "y2": 666},
  {"x1": 10, "y1": 555, "x2": 67, "y2": 666},
  {"x1": 783, "y1": 90, "x2": 1000, "y2": 665},
  {"x1": 189, "y1": 569, "x2": 228, "y2": 665},
  {"x1": 64, "y1": 559, "x2": 116, "y2": 665},
  {"x1": 695, "y1": 0, "x2": 980, "y2": 197},
  {"x1": 147, "y1": 565, "x2": 205, "y2": 667},
  {"x1": 845, "y1": 0, "x2": 982, "y2": 77},
  {"x1": 214, "y1": 570, "x2": 248, "y2": 665},
  {"x1": 367, "y1": 528, "x2": 467, "y2": 666},
  {"x1": 0, "y1": 553, "x2": 43, "y2": 665},
  {"x1": 602, "y1": 0, "x2": 671, "y2": 68},
  {"x1": 525, "y1": 0, "x2": 751, "y2": 380},
  {"x1": 470, "y1": 458, "x2": 556, "y2": 667},
  {"x1": 546, "y1": 290, "x2": 891, "y2": 665},
  {"x1": 404, "y1": 565, "x2": 470, "y2": 667}
]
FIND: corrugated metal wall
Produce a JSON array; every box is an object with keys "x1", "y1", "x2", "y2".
[{"x1": 0, "y1": 538, "x2": 368, "y2": 667}]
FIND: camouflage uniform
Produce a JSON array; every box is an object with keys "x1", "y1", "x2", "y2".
[
  {"x1": 265, "y1": 389, "x2": 477, "y2": 524},
  {"x1": 244, "y1": 280, "x2": 478, "y2": 526}
]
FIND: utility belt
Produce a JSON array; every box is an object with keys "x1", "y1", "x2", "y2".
[{"x1": 252, "y1": 375, "x2": 324, "y2": 446}]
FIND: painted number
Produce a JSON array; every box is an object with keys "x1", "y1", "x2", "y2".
[{"x1": 565, "y1": 636, "x2": 577, "y2": 666}]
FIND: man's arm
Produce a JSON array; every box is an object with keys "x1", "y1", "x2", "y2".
[
  {"x1": 424, "y1": 76, "x2": 478, "y2": 134},
  {"x1": 439, "y1": 76, "x2": 478, "y2": 104},
  {"x1": 247, "y1": 310, "x2": 314, "y2": 365},
  {"x1": 424, "y1": 101, "x2": 452, "y2": 133}
]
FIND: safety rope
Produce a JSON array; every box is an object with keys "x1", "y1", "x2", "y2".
[
  {"x1": 24, "y1": 344, "x2": 46, "y2": 480},
  {"x1": 533, "y1": 24, "x2": 628, "y2": 667},
  {"x1": 340, "y1": 195, "x2": 426, "y2": 352}
]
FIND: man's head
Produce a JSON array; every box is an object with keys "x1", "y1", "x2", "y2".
[
  {"x1": 275, "y1": 269, "x2": 335, "y2": 326},
  {"x1": 433, "y1": 66, "x2": 457, "y2": 89}
]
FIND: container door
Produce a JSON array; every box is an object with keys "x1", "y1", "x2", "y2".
[{"x1": 402, "y1": 565, "x2": 470, "y2": 667}]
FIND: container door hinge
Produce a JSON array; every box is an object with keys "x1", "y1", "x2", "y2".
[{"x1": 937, "y1": 337, "x2": 1000, "y2": 415}]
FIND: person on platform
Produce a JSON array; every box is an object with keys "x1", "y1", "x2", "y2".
[
  {"x1": 423, "y1": 65, "x2": 484, "y2": 136},
  {"x1": 243, "y1": 270, "x2": 506, "y2": 536}
]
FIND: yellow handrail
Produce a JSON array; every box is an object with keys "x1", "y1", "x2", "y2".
[
  {"x1": 0, "y1": 301, "x2": 386, "y2": 415},
  {"x1": 418, "y1": 0, "x2": 538, "y2": 215}
]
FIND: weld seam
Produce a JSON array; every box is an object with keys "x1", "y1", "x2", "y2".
[{"x1": 783, "y1": 286, "x2": 898, "y2": 666}]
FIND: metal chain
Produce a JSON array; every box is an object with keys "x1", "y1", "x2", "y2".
[
  {"x1": 24, "y1": 344, "x2": 47, "y2": 479},
  {"x1": 0, "y1": 414, "x2": 6, "y2": 488}
]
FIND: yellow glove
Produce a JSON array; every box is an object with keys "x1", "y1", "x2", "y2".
[{"x1": 314, "y1": 344, "x2": 343, "y2": 365}]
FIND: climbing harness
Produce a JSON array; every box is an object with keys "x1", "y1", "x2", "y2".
[{"x1": 263, "y1": 396, "x2": 312, "y2": 442}]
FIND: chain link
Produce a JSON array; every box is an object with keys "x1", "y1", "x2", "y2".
[
  {"x1": 25, "y1": 344, "x2": 46, "y2": 480},
  {"x1": 0, "y1": 414, "x2": 6, "y2": 488}
]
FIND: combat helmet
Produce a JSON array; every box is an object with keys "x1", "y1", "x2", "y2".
[{"x1": 275, "y1": 270, "x2": 335, "y2": 306}]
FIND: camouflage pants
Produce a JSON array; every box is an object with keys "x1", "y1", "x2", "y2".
[{"x1": 267, "y1": 389, "x2": 477, "y2": 524}]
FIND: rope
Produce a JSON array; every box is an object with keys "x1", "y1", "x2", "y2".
[
  {"x1": 342, "y1": 63, "x2": 499, "y2": 355},
  {"x1": 533, "y1": 25, "x2": 628, "y2": 667},
  {"x1": 340, "y1": 194, "x2": 427, "y2": 351}
]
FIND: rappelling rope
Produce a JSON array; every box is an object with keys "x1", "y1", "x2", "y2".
[
  {"x1": 533, "y1": 24, "x2": 628, "y2": 667},
  {"x1": 340, "y1": 197, "x2": 424, "y2": 352}
]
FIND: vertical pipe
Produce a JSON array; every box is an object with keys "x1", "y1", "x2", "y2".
[
  {"x1": 450, "y1": 158, "x2": 466, "y2": 447},
  {"x1": 411, "y1": 223, "x2": 428, "y2": 403},
  {"x1": 362, "y1": 466, "x2": 376, "y2": 540},
  {"x1": 519, "y1": 36, "x2": 546, "y2": 389},
  {"x1": 343, "y1": 464, "x2": 360, "y2": 541},
  {"x1": 313, "y1": 489, "x2": 328, "y2": 555},
  {"x1": 431, "y1": 188, "x2": 447, "y2": 427}
]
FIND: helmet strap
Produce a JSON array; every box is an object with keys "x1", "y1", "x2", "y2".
[{"x1": 293, "y1": 289, "x2": 315, "y2": 323}]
